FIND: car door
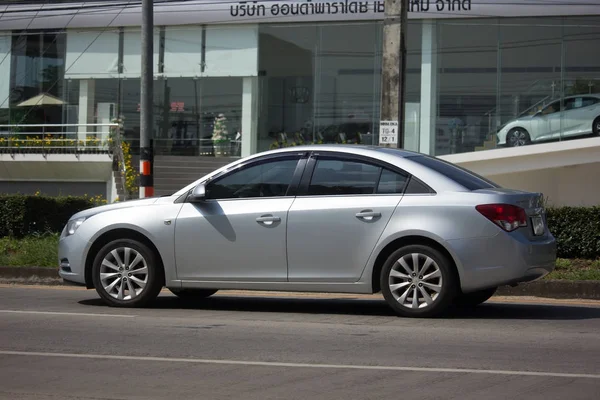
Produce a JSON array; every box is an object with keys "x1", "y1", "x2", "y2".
[
  {"x1": 531, "y1": 100, "x2": 562, "y2": 141},
  {"x1": 286, "y1": 152, "x2": 408, "y2": 283},
  {"x1": 174, "y1": 153, "x2": 307, "y2": 282},
  {"x1": 562, "y1": 97, "x2": 581, "y2": 136},
  {"x1": 567, "y1": 96, "x2": 600, "y2": 135}
]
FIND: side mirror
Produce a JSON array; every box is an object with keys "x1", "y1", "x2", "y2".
[{"x1": 189, "y1": 184, "x2": 206, "y2": 203}]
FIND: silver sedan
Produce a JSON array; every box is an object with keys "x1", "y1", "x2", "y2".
[{"x1": 58, "y1": 145, "x2": 557, "y2": 318}]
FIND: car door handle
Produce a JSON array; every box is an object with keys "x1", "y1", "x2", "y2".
[
  {"x1": 256, "y1": 215, "x2": 281, "y2": 225},
  {"x1": 356, "y1": 210, "x2": 381, "y2": 221}
]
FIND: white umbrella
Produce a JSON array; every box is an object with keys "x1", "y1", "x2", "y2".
[{"x1": 17, "y1": 93, "x2": 65, "y2": 107}]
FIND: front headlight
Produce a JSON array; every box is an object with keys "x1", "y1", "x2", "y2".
[{"x1": 66, "y1": 217, "x2": 86, "y2": 236}]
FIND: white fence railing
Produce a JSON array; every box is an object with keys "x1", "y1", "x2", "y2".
[{"x1": 0, "y1": 123, "x2": 119, "y2": 153}]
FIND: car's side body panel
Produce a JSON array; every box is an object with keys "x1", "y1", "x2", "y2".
[
  {"x1": 59, "y1": 198, "x2": 184, "y2": 287},
  {"x1": 286, "y1": 194, "x2": 403, "y2": 283}
]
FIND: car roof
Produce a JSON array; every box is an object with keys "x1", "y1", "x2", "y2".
[
  {"x1": 549, "y1": 94, "x2": 600, "y2": 101},
  {"x1": 265, "y1": 144, "x2": 421, "y2": 158}
]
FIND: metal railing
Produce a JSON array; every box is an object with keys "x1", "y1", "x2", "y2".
[
  {"x1": 0, "y1": 123, "x2": 118, "y2": 154},
  {"x1": 124, "y1": 137, "x2": 243, "y2": 157}
]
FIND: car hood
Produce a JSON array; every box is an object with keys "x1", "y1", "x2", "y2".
[
  {"x1": 69, "y1": 197, "x2": 161, "y2": 220},
  {"x1": 506, "y1": 115, "x2": 534, "y2": 125}
]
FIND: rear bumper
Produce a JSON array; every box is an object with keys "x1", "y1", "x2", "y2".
[{"x1": 448, "y1": 232, "x2": 557, "y2": 293}]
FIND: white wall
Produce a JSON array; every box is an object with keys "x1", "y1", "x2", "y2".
[
  {"x1": 0, "y1": 154, "x2": 114, "y2": 200},
  {"x1": 441, "y1": 137, "x2": 600, "y2": 207},
  {"x1": 487, "y1": 163, "x2": 600, "y2": 207}
]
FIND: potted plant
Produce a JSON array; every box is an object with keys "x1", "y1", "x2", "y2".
[{"x1": 212, "y1": 113, "x2": 230, "y2": 157}]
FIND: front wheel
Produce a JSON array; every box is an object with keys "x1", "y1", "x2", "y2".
[
  {"x1": 92, "y1": 239, "x2": 164, "y2": 308},
  {"x1": 380, "y1": 245, "x2": 458, "y2": 318},
  {"x1": 506, "y1": 128, "x2": 531, "y2": 147},
  {"x1": 453, "y1": 287, "x2": 497, "y2": 307}
]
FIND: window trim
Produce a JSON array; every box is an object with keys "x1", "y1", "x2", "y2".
[
  {"x1": 183, "y1": 152, "x2": 309, "y2": 202},
  {"x1": 296, "y1": 151, "x2": 414, "y2": 198}
]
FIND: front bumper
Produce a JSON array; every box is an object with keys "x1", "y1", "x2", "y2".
[
  {"x1": 58, "y1": 234, "x2": 89, "y2": 286},
  {"x1": 496, "y1": 131, "x2": 507, "y2": 146},
  {"x1": 448, "y1": 231, "x2": 557, "y2": 293}
]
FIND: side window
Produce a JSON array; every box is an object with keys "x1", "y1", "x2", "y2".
[
  {"x1": 308, "y1": 159, "x2": 381, "y2": 195},
  {"x1": 377, "y1": 168, "x2": 409, "y2": 194},
  {"x1": 404, "y1": 176, "x2": 435, "y2": 194},
  {"x1": 582, "y1": 97, "x2": 599, "y2": 108},
  {"x1": 564, "y1": 98, "x2": 578, "y2": 111},
  {"x1": 541, "y1": 101, "x2": 560, "y2": 115},
  {"x1": 205, "y1": 158, "x2": 300, "y2": 199}
]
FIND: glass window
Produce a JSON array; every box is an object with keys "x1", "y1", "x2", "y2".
[
  {"x1": 406, "y1": 155, "x2": 501, "y2": 191},
  {"x1": 377, "y1": 169, "x2": 409, "y2": 194},
  {"x1": 581, "y1": 97, "x2": 599, "y2": 108},
  {"x1": 541, "y1": 100, "x2": 560, "y2": 115},
  {"x1": 153, "y1": 77, "x2": 243, "y2": 157},
  {"x1": 257, "y1": 21, "x2": 393, "y2": 152},
  {"x1": 308, "y1": 159, "x2": 381, "y2": 196},
  {"x1": 9, "y1": 30, "x2": 66, "y2": 124},
  {"x1": 405, "y1": 177, "x2": 435, "y2": 195},
  {"x1": 435, "y1": 19, "x2": 499, "y2": 156},
  {"x1": 205, "y1": 158, "x2": 299, "y2": 199}
]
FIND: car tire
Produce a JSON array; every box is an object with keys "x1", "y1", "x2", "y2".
[
  {"x1": 169, "y1": 288, "x2": 218, "y2": 300},
  {"x1": 92, "y1": 238, "x2": 164, "y2": 308},
  {"x1": 453, "y1": 287, "x2": 497, "y2": 307},
  {"x1": 593, "y1": 117, "x2": 600, "y2": 136},
  {"x1": 380, "y1": 244, "x2": 458, "y2": 318},
  {"x1": 506, "y1": 128, "x2": 531, "y2": 147}
]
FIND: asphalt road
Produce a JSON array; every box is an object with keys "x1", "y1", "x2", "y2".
[{"x1": 1, "y1": 285, "x2": 600, "y2": 400}]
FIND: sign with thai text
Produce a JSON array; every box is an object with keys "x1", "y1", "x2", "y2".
[{"x1": 3, "y1": 0, "x2": 600, "y2": 31}]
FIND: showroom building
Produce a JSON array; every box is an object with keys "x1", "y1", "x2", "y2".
[{"x1": 1, "y1": 0, "x2": 600, "y2": 204}]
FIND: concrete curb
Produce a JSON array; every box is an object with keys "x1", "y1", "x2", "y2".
[
  {"x1": 496, "y1": 280, "x2": 600, "y2": 300},
  {"x1": 1, "y1": 266, "x2": 600, "y2": 300}
]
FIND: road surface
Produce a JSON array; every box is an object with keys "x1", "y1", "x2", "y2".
[{"x1": 0, "y1": 285, "x2": 599, "y2": 399}]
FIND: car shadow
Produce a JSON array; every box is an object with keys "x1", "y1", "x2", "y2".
[{"x1": 78, "y1": 294, "x2": 600, "y2": 321}]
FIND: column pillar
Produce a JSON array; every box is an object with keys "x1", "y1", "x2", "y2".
[
  {"x1": 241, "y1": 77, "x2": 258, "y2": 157},
  {"x1": 78, "y1": 80, "x2": 96, "y2": 142},
  {"x1": 419, "y1": 21, "x2": 438, "y2": 155}
]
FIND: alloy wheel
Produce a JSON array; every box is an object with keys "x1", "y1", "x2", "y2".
[
  {"x1": 508, "y1": 130, "x2": 529, "y2": 146},
  {"x1": 388, "y1": 253, "x2": 442, "y2": 309},
  {"x1": 100, "y1": 247, "x2": 148, "y2": 300}
]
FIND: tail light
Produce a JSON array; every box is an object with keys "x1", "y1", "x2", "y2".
[{"x1": 476, "y1": 204, "x2": 527, "y2": 232}]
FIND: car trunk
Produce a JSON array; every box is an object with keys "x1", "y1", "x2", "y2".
[{"x1": 473, "y1": 188, "x2": 548, "y2": 240}]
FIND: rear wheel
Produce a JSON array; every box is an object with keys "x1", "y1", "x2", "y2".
[
  {"x1": 593, "y1": 117, "x2": 600, "y2": 136},
  {"x1": 169, "y1": 288, "x2": 218, "y2": 300},
  {"x1": 454, "y1": 287, "x2": 497, "y2": 307},
  {"x1": 380, "y1": 245, "x2": 458, "y2": 318},
  {"x1": 92, "y1": 239, "x2": 164, "y2": 308}
]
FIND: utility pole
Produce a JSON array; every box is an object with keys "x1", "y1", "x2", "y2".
[
  {"x1": 379, "y1": 0, "x2": 407, "y2": 148},
  {"x1": 139, "y1": 0, "x2": 154, "y2": 198}
]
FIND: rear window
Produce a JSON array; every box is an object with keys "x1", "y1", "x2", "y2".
[{"x1": 406, "y1": 155, "x2": 501, "y2": 191}]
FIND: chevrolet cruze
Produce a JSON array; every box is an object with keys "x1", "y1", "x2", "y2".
[{"x1": 59, "y1": 145, "x2": 557, "y2": 317}]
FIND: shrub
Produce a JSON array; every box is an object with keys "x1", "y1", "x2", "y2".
[
  {"x1": 0, "y1": 194, "x2": 100, "y2": 238},
  {"x1": 546, "y1": 207, "x2": 600, "y2": 260}
]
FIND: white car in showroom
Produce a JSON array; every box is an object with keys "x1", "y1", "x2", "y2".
[{"x1": 497, "y1": 94, "x2": 600, "y2": 147}]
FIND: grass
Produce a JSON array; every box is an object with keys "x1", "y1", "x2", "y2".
[
  {"x1": 0, "y1": 234, "x2": 60, "y2": 268},
  {"x1": 1, "y1": 235, "x2": 599, "y2": 281},
  {"x1": 548, "y1": 258, "x2": 600, "y2": 281}
]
